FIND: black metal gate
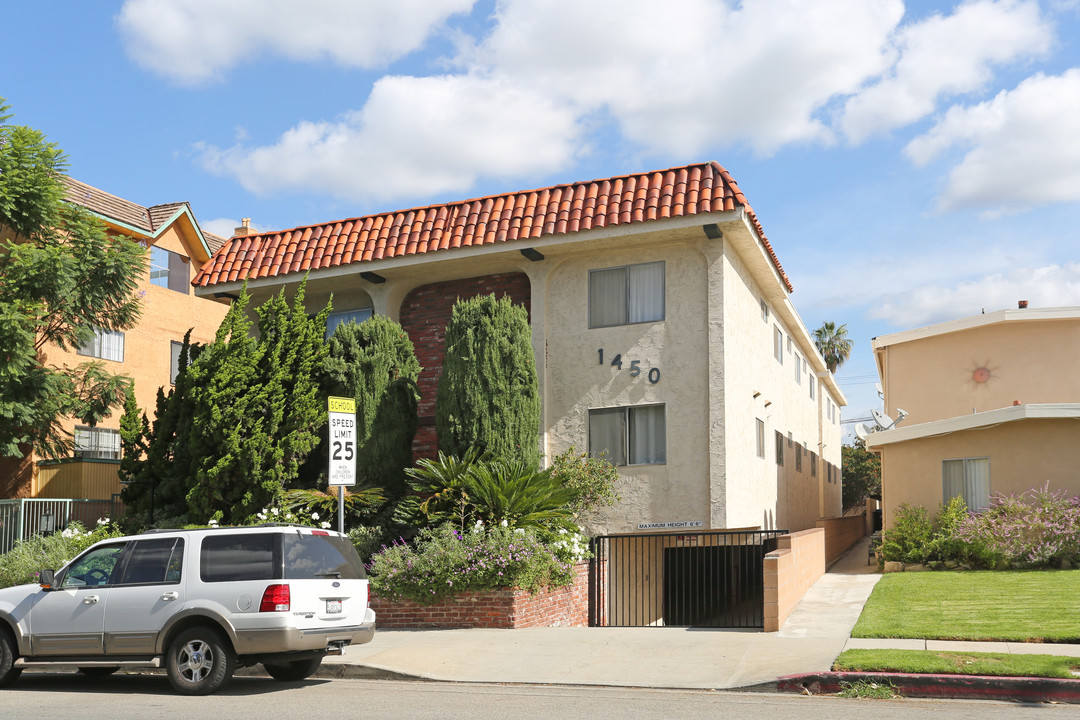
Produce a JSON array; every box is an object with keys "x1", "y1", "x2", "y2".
[{"x1": 588, "y1": 529, "x2": 784, "y2": 628}]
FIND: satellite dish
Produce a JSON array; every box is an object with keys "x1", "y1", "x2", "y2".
[
  {"x1": 872, "y1": 408, "x2": 896, "y2": 431},
  {"x1": 895, "y1": 408, "x2": 909, "y2": 425},
  {"x1": 875, "y1": 383, "x2": 884, "y2": 399},
  {"x1": 854, "y1": 424, "x2": 869, "y2": 441}
]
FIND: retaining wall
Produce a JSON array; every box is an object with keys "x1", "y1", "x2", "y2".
[
  {"x1": 815, "y1": 514, "x2": 866, "y2": 565},
  {"x1": 763, "y1": 527, "x2": 826, "y2": 632},
  {"x1": 370, "y1": 562, "x2": 588, "y2": 629}
]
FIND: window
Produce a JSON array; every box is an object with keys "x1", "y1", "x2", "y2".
[
  {"x1": 795, "y1": 444, "x2": 803, "y2": 472},
  {"x1": 811, "y1": 452, "x2": 818, "y2": 477},
  {"x1": 74, "y1": 426, "x2": 121, "y2": 460},
  {"x1": 150, "y1": 246, "x2": 189, "y2": 294},
  {"x1": 326, "y1": 308, "x2": 374, "y2": 339},
  {"x1": 794, "y1": 354, "x2": 802, "y2": 385},
  {"x1": 118, "y1": 538, "x2": 184, "y2": 585},
  {"x1": 943, "y1": 458, "x2": 990, "y2": 511},
  {"x1": 589, "y1": 262, "x2": 664, "y2": 328},
  {"x1": 760, "y1": 299, "x2": 769, "y2": 322},
  {"x1": 755, "y1": 418, "x2": 765, "y2": 458},
  {"x1": 773, "y1": 326, "x2": 784, "y2": 364},
  {"x1": 588, "y1": 404, "x2": 666, "y2": 465},
  {"x1": 201, "y1": 533, "x2": 280, "y2": 583},
  {"x1": 78, "y1": 328, "x2": 124, "y2": 362},
  {"x1": 775, "y1": 431, "x2": 784, "y2": 466},
  {"x1": 170, "y1": 341, "x2": 183, "y2": 385},
  {"x1": 60, "y1": 543, "x2": 126, "y2": 588},
  {"x1": 809, "y1": 374, "x2": 816, "y2": 400}
]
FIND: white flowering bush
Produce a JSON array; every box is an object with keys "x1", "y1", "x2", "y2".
[{"x1": 0, "y1": 519, "x2": 123, "y2": 589}]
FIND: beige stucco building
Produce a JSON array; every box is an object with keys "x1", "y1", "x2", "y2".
[
  {"x1": 194, "y1": 162, "x2": 845, "y2": 535},
  {"x1": 867, "y1": 304, "x2": 1080, "y2": 528},
  {"x1": 0, "y1": 179, "x2": 230, "y2": 501}
]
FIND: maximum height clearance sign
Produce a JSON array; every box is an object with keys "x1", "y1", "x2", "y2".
[{"x1": 327, "y1": 396, "x2": 356, "y2": 486}]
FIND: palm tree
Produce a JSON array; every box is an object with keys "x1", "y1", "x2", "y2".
[{"x1": 813, "y1": 322, "x2": 853, "y2": 374}]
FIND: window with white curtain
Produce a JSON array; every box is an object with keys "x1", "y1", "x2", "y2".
[
  {"x1": 325, "y1": 308, "x2": 374, "y2": 340},
  {"x1": 755, "y1": 418, "x2": 765, "y2": 458},
  {"x1": 588, "y1": 262, "x2": 664, "y2": 328},
  {"x1": 588, "y1": 404, "x2": 666, "y2": 465},
  {"x1": 78, "y1": 328, "x2": 124, "y2": 362},
  {"x1": 943, "y1": 457, "x2": 990, "y2": 510},
  {"x1": 74, "y1": 426, "x2": 121, "y2": 460}
]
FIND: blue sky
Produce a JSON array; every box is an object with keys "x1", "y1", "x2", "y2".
[{"x1": 4, "y1": 0, "x2": 1080, "y2": 434}]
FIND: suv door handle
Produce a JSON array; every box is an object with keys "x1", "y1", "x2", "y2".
[
  {"x1": 161, "y1": 592, "x2": 179, "y2": 601},
  {"x1": 83, "y1": 595, "x2": 100, "y2": 605}
]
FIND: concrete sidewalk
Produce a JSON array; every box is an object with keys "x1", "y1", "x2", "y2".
[{"x1": 324, "y1": 538, "x2": 885, "y2": 689}]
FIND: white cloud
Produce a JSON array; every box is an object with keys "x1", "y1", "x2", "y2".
[
  {"x1": 197, "y1": 74, "x2": 581, "y2": 201},
  {"x1": 841, "y1": 0, "x2": 1051, "y2": 143},
  {"x1": 868, "y1": 263, "x2": 1080, "y2": 327},
  {"x1": 905, "y1": 69, "x2": 1080, "y2": 214},
  {"x1": 200, "y1": 217, "x2": 247, "y2": 238},
  {"x1": 117, "y1": 0, "x2": 476, "y2": 85},
  {"x1": 477, "y1": 0, "x2": 903, "y2": 156}
]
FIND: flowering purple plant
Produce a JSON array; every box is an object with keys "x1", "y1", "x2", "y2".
[{"x1": 368, "y1": 523, "x2": 587, "y2": 604}]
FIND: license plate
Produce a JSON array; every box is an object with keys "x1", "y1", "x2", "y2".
[{"x1": 326, "y1": 599, "x2": 342, "y2": 614}]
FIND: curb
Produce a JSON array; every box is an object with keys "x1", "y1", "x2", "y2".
[{"x1": 778, "y1": 671, "x2": 1080, "y2": 703}]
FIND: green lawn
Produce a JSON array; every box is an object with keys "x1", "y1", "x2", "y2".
[
  {"x1": 851, "y1": 570, "x2": 1080, "y2": 642},
  {"x1": 834, "y1": 649, "x2": 1080, "y2": 680}
]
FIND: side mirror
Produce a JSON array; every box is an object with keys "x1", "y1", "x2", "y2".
[{"x1": 39, "y1": 569, "x2": 55, "y2": 590}]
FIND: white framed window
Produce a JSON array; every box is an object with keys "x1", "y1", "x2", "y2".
[
  {"x1": 170, "y1": 341, "x2": 184, "y2": 385},
  {"x1": 78, "y1": 328, "x2": 124, "y2": 362},
  {"x1": 773, "y1": 326, "x2": 783, "y2": 364},
  {"x1": 150, "y1": 246, "x2": 189, "y2": 294},
  {"x1": 755, "y1": 418, "x2": 765, "y2": 458},
  {"x1": 326, "y1": 308, "x2": 375, "y2": 340},
  {"x1": 775, "y1": 431, "x2": 784, "y2": 466},
  {"x1": 811, "y1": 452, "x2": 818, "y2": 477},
  {"x1": 589, "y1": 404, "x2": 666, "y2": 465},
  {"x1": 760, "y1": 299, "x2": 769, "y2": 323},
  {"x1": 795, "y1": 444, "x2": 803, "y2": 472},
  {"x1": 589, "y1": 262, "x2": 665, "y2": 328},
  {"x1": 794, "y1": 354, "x2": 802, "y2": 385},
  {"x1": 809, "y1": 374, "x2": 816, "y2": 400},
  {"x1": 74, "y1": 426, "x2": 121, "y2": 460},
  {"x1": 943, "y1": 457, "x2": 990, "y2": 511}
]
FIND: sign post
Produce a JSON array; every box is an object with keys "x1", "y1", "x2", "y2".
[{"x1": 327, "y1": 396, "x2": 357, "y2": 534}]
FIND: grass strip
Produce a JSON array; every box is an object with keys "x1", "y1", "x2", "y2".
[
  {"x1": 835, "y1": 649, "x2": 1080, "y2": 679},
  {"x1": 852, "y1": 570, "x2": 1080, "y2": 642}
]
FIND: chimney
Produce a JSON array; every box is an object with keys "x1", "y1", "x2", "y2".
[
  {"x1": 234, "y1": 218, "x2": 257, "y2": 237},
  {"x1": 1018, "y1": 300, "x2": 1029, "y2": 309}
]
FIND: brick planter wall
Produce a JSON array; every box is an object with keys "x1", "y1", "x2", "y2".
[
  {"x1": 370, "y1": 562, "x2": 589, "y2": 629},
  {"x1": 398, "y1": 272, "x2": 531, "y2": 460}
]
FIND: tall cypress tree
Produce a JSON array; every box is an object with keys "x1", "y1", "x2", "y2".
[
  {"x1": 322, "y1": 316, "x2": 420, "y2": 498},
  {"x1": 436, "y1": 294, "x2": 540, "y2": 467}
]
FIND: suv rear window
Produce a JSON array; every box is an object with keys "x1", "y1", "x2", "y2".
[
  {"x1": 200, "y1": 533, "x2": 281, "y2": 583},
  {"x1": 284, "y1": 534, "x2": 367, "y2": 580}
]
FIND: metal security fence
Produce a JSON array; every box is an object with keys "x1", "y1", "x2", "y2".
[
  {"x1": 0, "y1": 496, "x2": 123, "y2": 554},
  {"x1": 589, "y1": 529, "x2": 785, "y2": 628}
]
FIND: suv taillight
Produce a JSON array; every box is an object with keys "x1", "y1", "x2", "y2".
[{"x1": 259, "y1": 584, "x2": 290, "y2": 612}]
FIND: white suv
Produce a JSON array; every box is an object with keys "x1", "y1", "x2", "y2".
[{"x1": 0, "y1": 524, "x2": 375, "y2": 695}]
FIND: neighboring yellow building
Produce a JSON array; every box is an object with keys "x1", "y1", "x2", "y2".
[
  {"x1": 0, "y1": 178, "x2": 230, "y2": 501},
  {"x1": 867, "y1": 304, "x2": 1080, "y2": 528}
]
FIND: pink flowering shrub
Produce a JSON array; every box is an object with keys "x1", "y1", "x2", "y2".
[
  {"x1": 955, "y1": 485, "x2": 1080, "y2": 569},
  {"x1": 367, "y1": 522, "x2": 588, "y2": 603}
]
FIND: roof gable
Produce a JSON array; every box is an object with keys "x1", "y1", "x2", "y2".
[{"x1": 192, "y1": 161, "x2": 792, "y2": 292}]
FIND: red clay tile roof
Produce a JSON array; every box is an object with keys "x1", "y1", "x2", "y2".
[{"x1": 193, "y1": 161, "x2": 792, "y2": 292}]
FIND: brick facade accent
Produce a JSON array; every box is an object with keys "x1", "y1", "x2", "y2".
[
  {"x1": 398, "y1": 273, "x2": 531, "y2": 460},
  {"x1": 369, "y1": 562, "x2": 589, "y2": 629}
]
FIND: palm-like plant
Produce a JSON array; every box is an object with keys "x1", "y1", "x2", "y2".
[
  {"x1": 813, "y1": 321, "x2": 853, "y2": 374},
  {"x1": 463, "y1": 460, "x2": 580, "y2": 531},
  {"x1": 282, "y1": 486, "x2": 386, "y2": 524}
]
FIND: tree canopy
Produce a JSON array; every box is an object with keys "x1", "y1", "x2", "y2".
[
  {"x1": 0, "y1": 98, "x2": 145, "y2": 458},
  {"x1": 842, "y1": 443, "x2": 881, "y2": 511},
  {"x1": 812, "y1": 321, "x2": 854, "y2": 374}
]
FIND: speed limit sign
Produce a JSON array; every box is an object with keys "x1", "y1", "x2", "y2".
[{"x1": 327, "y1": 396, "x2": 356, "y2": 486}]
